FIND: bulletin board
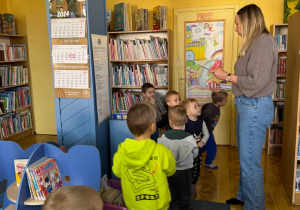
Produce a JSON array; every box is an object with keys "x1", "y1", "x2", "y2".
[{"x1": 184, "y1": 20, "x2": 225, "y2": 105}]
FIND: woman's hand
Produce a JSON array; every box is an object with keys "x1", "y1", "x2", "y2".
[{"x1": 210, "y1": 69, "x2": 228, "y2": 80}]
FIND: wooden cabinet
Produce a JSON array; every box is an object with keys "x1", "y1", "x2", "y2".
[
  {"x1": 0, "y1": 34, "x2": 34, "y2": 141},
  {"x1": 266, "y1": 24, "x2": 288, "y2": 155},
  {"x1": 281, "y1": 11, "x2": 300, "y2": 205},
  {"x1": 108, "y1": 29, "x2": 172, "y2": 116}
]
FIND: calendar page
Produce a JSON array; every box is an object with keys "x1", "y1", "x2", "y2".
[
  {"x1": 52, "y1": 45, "x2": 88, "y2": 64},
  {"x1": 51, "y1": 18, "x2": 86, "y2": 38},
  {"x1": 54, "y1": 70, "x2": 89, "y2": 89}
]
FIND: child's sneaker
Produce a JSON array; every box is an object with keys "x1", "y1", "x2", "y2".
[
  {"x1": 191, "y1": 184, "x2": 197, "y2": 198},
  {"x1": 204, "y1": 164, "x2": 218, "y2": 169}
]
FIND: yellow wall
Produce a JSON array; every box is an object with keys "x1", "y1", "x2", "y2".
[
  {"x1": 107, "y1": 0, "x2": 284, "y2": 35},
  {"x1": 2, "y1": 0, "x2": 285, "y2": 135},
  {"x1": 0, "y1": 0, "x2": 7, "y2": 13},
  {"x1": 7, "y1": 0, "x2": 57, "y2": 135}
]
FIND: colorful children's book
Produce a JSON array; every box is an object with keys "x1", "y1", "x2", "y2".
[
  {"x1": 114, "y1": 3, "x2": 125, "y2": 31},
  {"x1": 14, "y1": 159, "x2": 28, "y2": 186},
  {"x1": 153, "y1": 6, "x2": 167, "y2": 30},
  {"x1": 26, "y1": 157, "x2": 63, "y2": 200},
  {"x1": 0, "y1": 14, "x2": 15, "y2": 34},
  {"x1": 106, "y1": 9, "x2": 112, "y2": 32}
]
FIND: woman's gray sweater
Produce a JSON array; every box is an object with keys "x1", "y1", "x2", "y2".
[{"x1": 233, "y1": 33, "x2": 278, "y2": 98}]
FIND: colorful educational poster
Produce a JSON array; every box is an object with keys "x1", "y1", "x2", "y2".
[
  {"x1": 185, "y1": 20, "x2": 225, "y2": 105},
  {"x1": 91, "y1": 34, "x2": 110, "y2": 124}
]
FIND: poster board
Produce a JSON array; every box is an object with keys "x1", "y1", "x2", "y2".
[
  {"x1": 185, "y1": 20, "x2": 225, "y2": 105},
  {"x1": 91, "y1": 34, "x2": 110, "y2": 124}
]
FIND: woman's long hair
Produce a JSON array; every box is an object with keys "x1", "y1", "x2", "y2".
[{"x1": 237, "y1": 4, "x2": 270, "y2": 57}]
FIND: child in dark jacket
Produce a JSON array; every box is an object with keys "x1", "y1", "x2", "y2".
[
  {"x1": 201, "y1": 92, "x2": 228, "y2": 169},
  {"x1": 182, "y1": 98, "x2": 209, "y2": 198}
]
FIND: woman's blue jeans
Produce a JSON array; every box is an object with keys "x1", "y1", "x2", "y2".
[{"x1": 234, "y1": 94, "x2": 274, "y2": 210}]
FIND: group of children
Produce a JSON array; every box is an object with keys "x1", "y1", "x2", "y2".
[
  {"x1": 113, "y1": 83, "x2": 228, "y2": 210},
  {"x1": 41, "y1": 83, "x2": 227, "y2": 210}
]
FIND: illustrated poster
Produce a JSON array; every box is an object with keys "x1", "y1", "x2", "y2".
[{"x1": 185, "y1": 20, "x2": 225, "y2": 105}]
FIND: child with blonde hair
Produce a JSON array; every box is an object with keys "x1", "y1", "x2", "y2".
[
  {"x1": 42, "y1": 185, "x2": 103, "y2": 210},
  {"x1": 181, "y1": 98, "x2": 209, "y2": 198}
]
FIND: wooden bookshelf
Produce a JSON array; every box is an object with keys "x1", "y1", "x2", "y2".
[
  {"x1": 0, "y1": 60, "x2": 27, "y2": 64},
  {"x1": 108, "y1": 29, "x2": 172, "y2": 116},
  {"x1": 0, "y1": 34, "x2": 34, "y2": 141},
  {"x1": 266, "y1": 24, "x2": 288, "y2": 155},
  {"x1": 281, "y1": 11, "x2": 300, "y2": 206}
]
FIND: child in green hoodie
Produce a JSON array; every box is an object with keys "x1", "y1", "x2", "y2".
[{"x1": 112, "y1": 102, "x2": 176, "y2": 210}]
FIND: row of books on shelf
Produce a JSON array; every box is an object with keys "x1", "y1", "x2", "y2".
[
  {"x1": 272, "y1": 82, "x2": 285, "y2": 99},
  {"x1": 109, "y1": 36, "x2": 168, "y2": 60},
  {"x1": 0, "y1": 108, "x2": 32, "y2": 138},
  {"x1": 277, "y1": 57, "x2": 286, "y2": 75},
  {"x1": 275, "y1": 33, "x2": 288, "y2": 51},
  {"x1": 0, "y1": 43, "x2": 26, "y2": 61},
  {"x1": 110, "y1": 3, "x2": 167, "y2": 31},
  {"x1": 0, "y1": 13, "x2": 15, "y2": 34},
  {"x1": 112, "y1": 91, "x2": 167, "y2": 115},
  {"x1": 0, "y1": 65, "x2": 28, "y2": 87},
  {"x1": 25, "y1": 157, "x2": 63, "y2": 200},
  {"x1": 0, "y1": 87, "x2": 30, "y2": 114},
  {"x1": 273, "y1": 105, "x2": 284, "y2": 123},
  {"x1": 269, "y1": 127, "x2": 283, "y2": 145},
  {"x1": 296, "y1": 167, "x2": 300, "y2": 191},
  {"x1": 297, "y1": 135, "x2": 300, "y2": 158},
  {"x1": 111, "y1": 64, "x2": 168, "y2": 87}
]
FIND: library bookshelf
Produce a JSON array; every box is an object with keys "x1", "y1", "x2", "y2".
[
  {"x1": 281, "y1": 11, "x2": 300, "y2": 205},
  {"x1": 265, "y1": 24, "x2": 288, "y2": 155},
  {"x1": 0, "y1": 34, "x2": 34, "y2": 141},
  {"x1": 108, "y1": 29, "x2": 172, "y2": 116}
]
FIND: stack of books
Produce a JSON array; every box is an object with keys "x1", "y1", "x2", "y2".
[{"x1": 26, "y1": 157, "x2": 63, "y2": 200}]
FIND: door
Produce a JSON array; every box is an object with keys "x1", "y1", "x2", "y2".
[{"x1": 174, "y1": 5, "x2": 239, "y2": 145}]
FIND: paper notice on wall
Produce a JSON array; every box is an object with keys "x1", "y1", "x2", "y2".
[
  {"x1": 54, "y1": 70, "x2": 89, "y2": 89},
  {"x1": 91, "y1": 34, "x2": 110, "y2": 124},
  {"x1": 51, "y1": 18, "x2": 86, "y2": 38},
  {"x1": 52, "y1": 45, "x2": 88, "y2": 64}
]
